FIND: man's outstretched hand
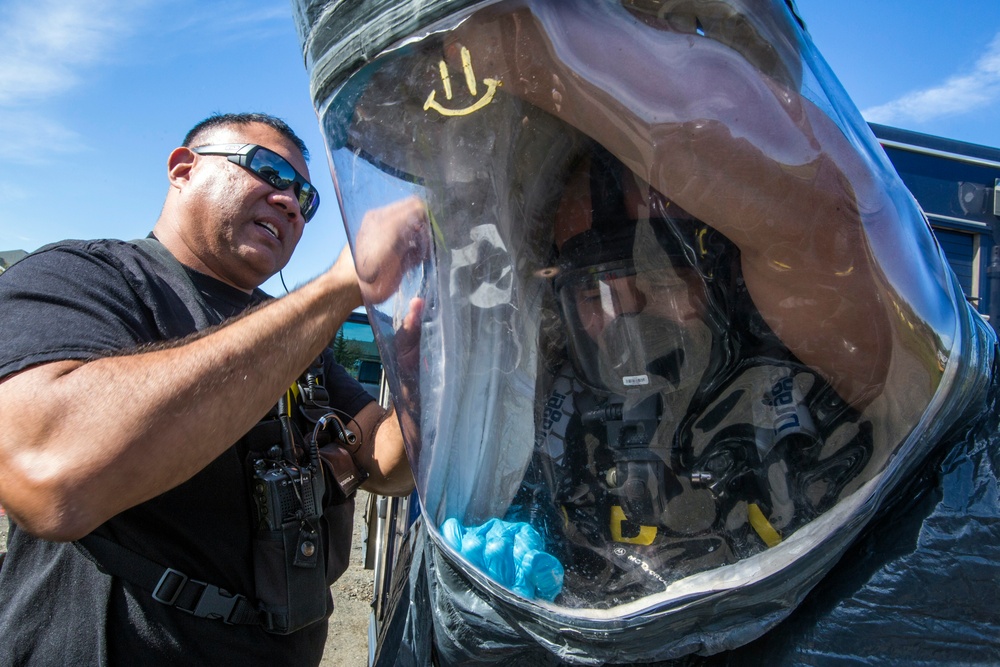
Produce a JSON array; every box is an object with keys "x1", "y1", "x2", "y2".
[{"x1": 351, "y1": 196, "x2": 431, "y2": 305}]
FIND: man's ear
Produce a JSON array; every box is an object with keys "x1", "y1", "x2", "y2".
[{"x1": 167, "y1": 146, "x2": 196, "y2": 189}]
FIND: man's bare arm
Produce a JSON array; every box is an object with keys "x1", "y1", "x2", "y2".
[
  {"x1": 0, "y1": 260, "x2": 361, "y2": 541},
  {"x1": 343, "y1": 402, "x2": 414, "y2": 497},
  {"x1": 0, "y1": 196, "x2": 431, "y2": 541},
  {"x1": 449, "y1": 8, "x2": 908, "y2": 407}
]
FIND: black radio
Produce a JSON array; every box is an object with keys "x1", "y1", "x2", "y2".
[{"x1": 251, "y1": 457, "x2": 324, "y2": 532}]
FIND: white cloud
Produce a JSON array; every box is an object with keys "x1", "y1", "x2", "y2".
[
  {"x1": 0, "y1": 0, "x2": 295, "y2": 166},
  {"x1": 0, "y1": 0, "x2": 147, "y2": 165},
  {"x1": 0, "y1": 0, "x2": 140, "y2": 107},
  {"x1": 863, "y1": 32, "x2": 1000, "y2": 125}
]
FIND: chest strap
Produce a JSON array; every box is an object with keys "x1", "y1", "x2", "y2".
[{"x1": 76, "y1": 534, "x2": 263, "y2": 626}]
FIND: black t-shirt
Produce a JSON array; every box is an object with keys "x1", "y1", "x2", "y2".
[{"x1": 0, "y1": 239, "x2": 374, "y2": 666}]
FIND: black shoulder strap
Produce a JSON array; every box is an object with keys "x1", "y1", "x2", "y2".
[
  {"x1": 130, "y1": 237, "x2": 218, "y2": 321},
  {"x1": 75, "y1": 534, "x2": 264, "y2": 626}
]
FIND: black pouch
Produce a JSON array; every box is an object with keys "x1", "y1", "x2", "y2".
[
  {"x1": 245, "y1": 372, "x2": 365, "y2": 633},
  {"x1": 319, "y1": 442, "x2": 368, "y2": 504},
  {"x1": 249, "y1": 450, "x2": 330, "y2": 634},
  {"x1": 253, "y1": 520, "x2": 328, "y2": 634}
]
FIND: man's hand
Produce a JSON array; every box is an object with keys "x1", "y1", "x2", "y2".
[
  {"x1": 325, "y1": 198, "x2": 431, "y2": 496},
  {"x1": 352, "y1": 196, "x2": 431, "y2": 305}
]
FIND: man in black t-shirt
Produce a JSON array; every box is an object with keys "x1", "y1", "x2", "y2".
[{"x1": 0, "y1": 113, "x2": 422, "y2": 665}]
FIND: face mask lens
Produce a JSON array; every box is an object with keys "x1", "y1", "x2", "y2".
[
  {"x1": 573, "y1": 270, "x2": 643, "y2": 332},
  {"x1": 557, "y1": 263, "x2": 636, "y2": 391},
  {"x1": 557, "y1": 262, "x2": 706, "y2": 393}
]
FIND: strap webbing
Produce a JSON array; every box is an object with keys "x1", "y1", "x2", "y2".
[{"x1": 76, "y1": 534, "x2": 262, "y2": 626}]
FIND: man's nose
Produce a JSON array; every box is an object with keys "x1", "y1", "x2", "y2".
[
  {"x1": 268, "y1": 189, "x2": 304, "y2": 224},
  {"x1": 610, "y1": 279, "x2": 646, "y2": 318}
]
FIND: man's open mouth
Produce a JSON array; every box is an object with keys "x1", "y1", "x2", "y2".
[{"x1": 257, "y1": 221, "x2": 280, "y2": 240}]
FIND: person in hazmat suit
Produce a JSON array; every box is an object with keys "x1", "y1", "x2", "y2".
[
  {"x1": 494, "y1": 145, "x2": 884, "y2": 607},
  {"x1": 294, "y1": 0, "x2": 1000, "y2": 663}
]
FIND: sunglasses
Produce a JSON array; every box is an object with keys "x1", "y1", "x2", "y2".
[{"x1": 192, "y1": 143, "x2": 320, "y2": 222}]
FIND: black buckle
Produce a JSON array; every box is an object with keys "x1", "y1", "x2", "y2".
[
  {"x1": 187, "y1": 582, "x2": 245, "y2": 624},
  {"x1": 152, "y1": 568, "x2": 246, "y2": 624},
  {"x1": 152, "y1": 568, "x2": 187, "y2": 605}
]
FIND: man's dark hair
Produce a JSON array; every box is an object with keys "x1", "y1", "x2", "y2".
[{"x1": 183, "y1": 113, "x2": 310, "y2": 161}]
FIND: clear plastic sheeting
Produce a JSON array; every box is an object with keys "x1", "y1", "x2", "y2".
[{"x1": 292, "y1": 0, "x2": 1000, "y2": 663}]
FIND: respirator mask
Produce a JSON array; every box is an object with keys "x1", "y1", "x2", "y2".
[{"x1": 556, "y1": 260, "x2": 714, "y2": 406}]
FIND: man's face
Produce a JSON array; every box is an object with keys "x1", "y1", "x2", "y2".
[
  {"x1": 572, "y1": 264, "x2": 702, "y2": 344},
  {"x1": 178, "y1": 122, "x2": 311, "y2": 290},
  {"x1": 555, "y1": 160, "x2": 705, "y2": 345},
  {"x1": 553, "y1": 157, "x2": 717, "y2": 397}
]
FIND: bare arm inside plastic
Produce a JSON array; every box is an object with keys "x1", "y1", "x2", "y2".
[
  {"x1": 446, "y1": 6, "x2": 926, "y2": 409},
  {"x1": 349, "y1": 197, "x2": 429, "y2": 470}
]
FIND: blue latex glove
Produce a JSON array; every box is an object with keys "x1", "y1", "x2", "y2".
[{"x1": 441, "y1": 517, "x2": 564, "y2": 601}]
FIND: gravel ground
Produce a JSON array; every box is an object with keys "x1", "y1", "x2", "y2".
[
  {"x1": 322, "y1": 490, "x2": 375, "y2": 666},
  {"x1": 0, "y1": 497, "x2": 376, "y2": 666}
]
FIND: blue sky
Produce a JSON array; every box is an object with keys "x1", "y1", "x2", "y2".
[{"x1": 2, "y1": 0, "x2": 999, "y2": 295}]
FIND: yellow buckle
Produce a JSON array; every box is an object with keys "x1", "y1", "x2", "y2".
[{"x1": 610, "y1": 505, "x2": 657, "y2": 545}]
